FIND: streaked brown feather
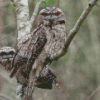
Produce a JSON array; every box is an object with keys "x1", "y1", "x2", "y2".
[{"x1": 9, "y1": 25, "x2": 47, "y2": 78}]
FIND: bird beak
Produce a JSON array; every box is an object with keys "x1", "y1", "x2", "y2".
[{"x1": 48, "y1": 16, "x2": 55, "y2": 21}]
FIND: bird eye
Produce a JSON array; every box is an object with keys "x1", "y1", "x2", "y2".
[
  {"x1": 55, "y1": 13, "x2": 60, "y2": 16},
  {"x1": 42, "y1": 14, "x2": 47, "y2": 17}
]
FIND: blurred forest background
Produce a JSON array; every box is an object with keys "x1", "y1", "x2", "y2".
[{"x1": 0, "y1": 0, "x2": 100, "y2": 100}]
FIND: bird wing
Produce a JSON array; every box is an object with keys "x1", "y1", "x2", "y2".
[{"x1": 9, "y1": 26, "x2": 47, "y2": 78}]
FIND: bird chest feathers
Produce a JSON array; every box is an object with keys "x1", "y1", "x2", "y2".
[{"x1": 45, "y1": 24, "x2": 66, "y2": 55}]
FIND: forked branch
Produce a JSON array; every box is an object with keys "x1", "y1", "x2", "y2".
[
  {"x1": 27, "y1": 0, "x2": 98, "y2": 99},
  {"x1": 50, "y1": 0, "x2": 98, "y2": 61}
]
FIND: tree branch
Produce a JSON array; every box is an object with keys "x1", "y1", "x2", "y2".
[
  {"x1": 10, "y1": 0, "x2": 98, "y2": 99},
  {"x1": 87, "y1": 86, "x2": 100, "y2": 100},
  {"x1": 11, "y1": 0, "x2": 31, "y2": 42},
  {"x1": 11, "y1": 0, "x2": 46, "y2": 43},
  {"x1": 11, "y1": 0, "x2": 46, "y2": 99},
  {"x1": 50, "y1": 0, "x2": 98, "y2": 61},
  {"x1": 27, "y1": 0, "x2": 98, "y2": 98},
  {"x1": 29, "y1": 0, "x2": 46, "y2": 28}
]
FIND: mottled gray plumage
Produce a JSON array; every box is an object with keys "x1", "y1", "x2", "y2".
[
  {"x1": 0, "y1": 46, "x2": 15, "y2": 70},
  {"x1": 9, "y1": 25, "x2": 47, "y2": 78},
  {"x1": 9, "y1": 7, "x2": 66, "y2": 79},
  {"x1": 0, "y1": 7, "x2": 66, "y2": 99},
  {"x1": 6, "y1": 7, "x2": 66, "y2": 97},
  {"x1": 26, "y1": 7, "x2": 66, "y2": 97},
  {"x1": 0, "y1": 46, "x2": 58, "y2": 90},
  {"x1": 30, "y1": 7, "x2": 66, "y2": 78}
]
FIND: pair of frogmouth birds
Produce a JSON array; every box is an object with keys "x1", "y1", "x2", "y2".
[{"x1": 0, "y1": 7, "x2": 66, "y2": 97}]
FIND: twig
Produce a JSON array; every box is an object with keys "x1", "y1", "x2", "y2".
[
  {"x1": 87, "y1": 86, "x2": 100, "y2": 100},
  {"x1": 29, "y1": 0, "x2": 46, "y2": 28},
  {"x1": 57, "y1": 0, "x2": 60, "y2": 7},
  {"x1": 0, "y1": 93, "x2": 13, "y2": 100},
  {"x1": 50, "y1": 0, "x2": 98, "y2": 61}
]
